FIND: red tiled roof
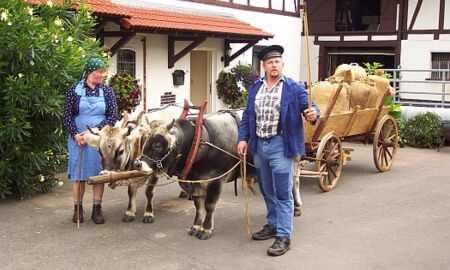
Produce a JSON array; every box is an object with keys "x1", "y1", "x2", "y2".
[
  {"x1": 27, "y1": 0, "x2": 273, "y2": 39},
  {"x1": 27, "y1": 0, "x2": 131, "y2": 18},
  {"x1": 120, "y1": 7, "x2": 273, "y2": 38}
]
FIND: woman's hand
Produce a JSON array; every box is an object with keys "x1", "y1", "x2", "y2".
[{"x1": 74, "y1": 132, "x2": 86, "y2": 146}]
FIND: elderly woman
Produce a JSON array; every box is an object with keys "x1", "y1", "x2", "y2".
[{"x1": 63, "y1": 58, "x2": 117, "y2": 224}]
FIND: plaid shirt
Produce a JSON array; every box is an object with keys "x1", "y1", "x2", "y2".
[{"x1": 255, "y1": 77, "x2": 284, "y2": 139}]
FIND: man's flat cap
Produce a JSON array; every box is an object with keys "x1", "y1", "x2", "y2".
[{"x1": 257, "y1": 45, "x2": 284, "y2": 61}]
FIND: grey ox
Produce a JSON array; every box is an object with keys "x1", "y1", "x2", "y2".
[{"x1": 134, "y1": 111, "x2": 303, "y2": 240}]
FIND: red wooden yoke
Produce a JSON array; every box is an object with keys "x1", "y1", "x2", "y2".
[{"x1": 179, "y1": 101, "x2": 208, "y2": 180}]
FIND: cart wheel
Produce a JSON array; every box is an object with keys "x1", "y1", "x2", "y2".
[
  {"x1": 316, "y1": 132, "x2": 343, "y2": 192},
  {"x1": 373, "y1": 115, "x2": 398, "y2": 172}
]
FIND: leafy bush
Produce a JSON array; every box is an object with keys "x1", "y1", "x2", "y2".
[
  {"x1": 216, "y1": 63, "x2": 258, "y2": 108},
  {"x1": 395, "y1": 118, "x2": 407, "y2": 147},
  {"x1": 109, "y1": 73, "x2": 141, "y2": 115},
  {"x1": 0, "y1": 0, "x2": 106, "y2": 198},
  {"x1": 403, "y1": 112, "x2": 442, "y2": 148}
]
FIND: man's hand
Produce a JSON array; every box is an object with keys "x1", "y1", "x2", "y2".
[
  {"x1": 304, "y1": 107, "x2": 317, "y2": 122},
  {"x1": 237, "y1": 141, "x2": 248, "y2": 159}
]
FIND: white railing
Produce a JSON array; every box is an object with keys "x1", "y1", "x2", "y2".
[{"x1": 384, "y1": 69, "x2": 450, "y2": 108}]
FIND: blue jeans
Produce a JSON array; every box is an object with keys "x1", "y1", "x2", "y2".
[{"x1": 254, "y1": 135, "x2": 294, "y2": 238}]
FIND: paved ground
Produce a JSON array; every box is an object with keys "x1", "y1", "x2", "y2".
[{"x1": 1, "y1": 143, "x2": 450, "y2": 270}]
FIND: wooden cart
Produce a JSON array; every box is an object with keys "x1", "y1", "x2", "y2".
[{"x1": 299, "y1": 84, "x2": 399, "y2": 192}]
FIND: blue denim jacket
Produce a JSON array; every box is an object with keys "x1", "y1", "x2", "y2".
[{"x1": 238, "y1": 75, "x2": 320, "y2": 157}]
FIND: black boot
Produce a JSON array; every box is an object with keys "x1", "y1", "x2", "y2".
[
  {"x1": 267, "y1": 236, "x2": 291, "y2": 256},
  {"x1": 72, "y1": 204, "x2": 84, "y2": 223},
  {"x1": 252, "y1": 224, "x2": 276, "y2": 240},
  {"x1": 91, "y1": 204, "x2": 105, "y2": 224}
]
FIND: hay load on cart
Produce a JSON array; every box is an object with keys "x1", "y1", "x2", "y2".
[{"x1": 297, "y1": 63, "x2": 398, "y2": 192}]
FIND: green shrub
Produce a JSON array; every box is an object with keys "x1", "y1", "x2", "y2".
[
  {"x1": 396, "y1": 118, "x2": 407, "y2": 147},
  {"x1": 0, "y1": 0, "x2": 106, "y2": 198},
  {"x1": 404, "y1": 112, "x2": 442, "y2": 148}
]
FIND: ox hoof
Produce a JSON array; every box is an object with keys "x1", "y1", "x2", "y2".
[
  {"x1": 196, "y1": 231, "x2": 212, "y2": 240},
  {"x1": 143, "y1": 216, "x2": 154, "y2": 224},
  {"x1": 178, "y1": 191, "x2": 188, "y2": 199},
  {"x1": 121, "y1": 215, "x2": 135, "y2": 223},
  {"x1": 294, "y1": 208, "x2": 302, "y2": 217},
  {"x1": 188, "y1": 227, "x2": 201, "y2": 237}
]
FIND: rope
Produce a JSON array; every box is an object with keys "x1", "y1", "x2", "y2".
[
  {"x1": 240, "y1": 154, "x2": 253, "y2": 235},
  {"x1": 200, "y1": 140, "x2": 255, "y2": 168},
  {"x1": 161, "y1": 160, "x2": 242, "y2": 184}
]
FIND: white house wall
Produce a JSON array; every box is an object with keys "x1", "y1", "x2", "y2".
[
  {"x1": 400, "y1": 39, "x2": 450, "y2": 101},
  {"x1": 299, "y1": 37, "x2": 320, "y2": 84},
  {"x1": 408, "y1": 0, "x2": 440, "y2": 30},
  {"x1": 107, "y1": 0, "x2": 302, "y2": 112}
]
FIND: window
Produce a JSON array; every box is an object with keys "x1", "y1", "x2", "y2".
[
  {"x1": 335, "y1": 0, "x2": 380, "y2": 31},
  {"x1": 117, "y1": 49, "x2": 136, "y2": 76},
  {"x1": 431, "y1": 53, "x2": 450, "y2": 80}
]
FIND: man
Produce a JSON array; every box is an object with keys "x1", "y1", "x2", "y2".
[{"x1": 237, "y1": 45, "x2": 319, "y2": 256}]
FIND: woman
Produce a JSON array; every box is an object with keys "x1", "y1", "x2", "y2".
[{"x1": 63, "y1": 57, "x2": 117, "y2": 224}]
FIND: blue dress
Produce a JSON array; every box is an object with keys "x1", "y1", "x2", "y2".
[{"x1": 67, "y1": 81, "x2": 106, "y2": 181}]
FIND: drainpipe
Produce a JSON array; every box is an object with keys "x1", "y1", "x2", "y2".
[{"x1": 142, "y1": 36, "x2": 147, "y2": 112}]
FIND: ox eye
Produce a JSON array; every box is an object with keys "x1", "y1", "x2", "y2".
[
  {"x1": 118, "y1": 149, "x2": 124, "y2": 156},
  {"x1": 153, "y1": 142, "x2": 162, "y2": 149}
]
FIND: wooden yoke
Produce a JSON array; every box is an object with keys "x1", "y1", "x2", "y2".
[{"x1": 179, "y1": 101, "x2": 208, "y2": 180}]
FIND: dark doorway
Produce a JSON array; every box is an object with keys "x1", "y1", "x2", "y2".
[{"x1": 328, "y1": 51, "x2": 395, "y2": 76}]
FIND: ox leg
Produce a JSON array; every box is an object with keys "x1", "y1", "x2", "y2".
[
  {"x1": 197, "y1": 180, "x2": 221, "y2": 240},
  {"x1": 122, "y1": 184, "x2": 138, "y2": 222},
  {"x1": 188, "y1": 195, "x2": 205, "y2": 238},
  {"x1": 143, "y1": 176, "x2": 157, "y2": 223},
  {"x1": 293, "y1": 158, "x2": 303, "y2": 216},
  {"x1": 293, "y1": 174, "x2": 302, "y2": 216}
]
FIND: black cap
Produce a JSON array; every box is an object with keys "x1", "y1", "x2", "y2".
[{"x1": 257, "y1": 45, "x2": 284, "y2": 61}]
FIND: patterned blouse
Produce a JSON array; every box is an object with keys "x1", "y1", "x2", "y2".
[{"x1": 63, "y1": 81, "x2": 118, "y2": 138}]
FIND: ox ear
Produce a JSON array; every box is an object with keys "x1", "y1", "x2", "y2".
[{"x1": 166, "y1": 119, "x2": 175, "y2": 131}]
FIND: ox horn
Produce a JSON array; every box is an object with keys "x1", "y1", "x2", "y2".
[
  {"x1": 121, "y1": 112, "x2": 130, "y2": 128},
  {"x1": 87, "y1": 125, "x2": 99, "y2": 135},
  {"x1": 136, "y1": 111, "x2": 145, "y2": 125},
  {"x1": 166, "y1": 119, "x2": 175, "y2": 130}
]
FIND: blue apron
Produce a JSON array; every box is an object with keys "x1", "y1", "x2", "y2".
[{"x1": 68, "y1": 81, "x2": 105, "y2": 181}]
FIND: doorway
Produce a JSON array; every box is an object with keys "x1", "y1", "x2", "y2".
[{"x1": 190, "y1": 50, "x2": 212, "y2": 112}]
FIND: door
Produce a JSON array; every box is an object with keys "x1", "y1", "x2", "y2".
[{"x1": 190, "y1": 50, "x2": 211, "y2": 112}]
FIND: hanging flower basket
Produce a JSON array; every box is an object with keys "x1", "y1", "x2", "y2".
[
  {"x1": 109, "y1": 73, "x2": 141, "y2": 115},
  {"x1": 216, "y1": 63, "x2": 259, "y2": 108}
]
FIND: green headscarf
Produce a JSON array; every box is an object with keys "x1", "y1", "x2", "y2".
[{"x1": 83, "y1": 57, "x2": 107, "y2": 78}]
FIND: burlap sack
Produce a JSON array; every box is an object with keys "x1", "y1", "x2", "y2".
[
  {"x1": 349, "y1": 80, "x2": 379, "y2": 109},
  {"x1": 334, "y1": 63, "x2": 367, "y2": 83},
  {"x1": 311, "y1": 80, "x2": 350, "y2": 114},
  {"x1": 368, "y1": 74, "x2": 390, "y2": 106}
]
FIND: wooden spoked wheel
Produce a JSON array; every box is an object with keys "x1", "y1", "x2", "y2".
[
  {"x1": 316, "y1": 132, "x2": 343, "y2": 192},
  {"x1": 373, "y1": 115, "x2": 398, "y2": 172}
]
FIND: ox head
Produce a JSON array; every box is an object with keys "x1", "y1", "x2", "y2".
[
  {"x1": 85, "y1": 120, "x2": 147, "y2": 173},
  {"x1": 134, "y1": 119, "x2": 178, "y2": 175}
]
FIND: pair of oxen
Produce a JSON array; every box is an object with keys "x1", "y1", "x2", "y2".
[{"x1": 85, "y1": 105, "x2": 303, "y2": 240}]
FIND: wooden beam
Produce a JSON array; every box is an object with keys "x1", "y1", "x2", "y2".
[
  {"x1": 221, "y1": 39, "x2": 258, "y2": 67},
  {"x1": 93, "y1": 20, "x2": 107, "y2": 35},
  {"x1": 168, "y1": 36, "x2": 207, "y2": 68},
  {"x1": 436, "y1": 0, "x2": 446, "y2": 39},
  {"x1": 109, "y1": 31, "x2": 136, "y2": 56},
  {"x1": 408, "y1": 0, "x2": 423, "y2": 31}
]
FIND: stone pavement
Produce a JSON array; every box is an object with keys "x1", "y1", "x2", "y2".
[{"x1": 1, "y1": 144, "x2": 449, "y2": 270}]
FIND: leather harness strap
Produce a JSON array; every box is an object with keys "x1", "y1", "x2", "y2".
[{"x1": 179, "y1": 101, "x2": 208, "y2": 180}]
